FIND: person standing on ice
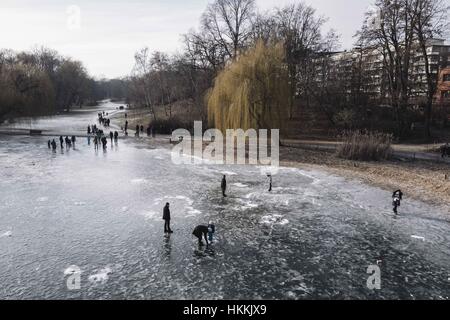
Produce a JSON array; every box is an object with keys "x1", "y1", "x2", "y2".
[
  {"x1": 163, "y1": 203, "x2": 173, "y2": 233},
  {"x1": 392, "y1": 190, "x2": 403, "y2": 215},
  {"x1": 59, "y1": 136, "x2": 64, "y2": 149},
  {"x1": 267, "y1": 174, "x2": 272, "y2": 192},
  {"x1": 51, "y1": 139, "x2": 57, "y2": 151},
  {"x1": 221, "y1": 175, "x2": 227, "y2": 197}
]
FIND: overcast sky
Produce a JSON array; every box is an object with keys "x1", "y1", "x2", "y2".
[{"x1": 0, "y1": 0, "x2": 377, "y2": 78}]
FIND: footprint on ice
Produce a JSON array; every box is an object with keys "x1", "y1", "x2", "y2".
[{"x1": 88, "y1": 267, "x2": 112, "y2": 284}]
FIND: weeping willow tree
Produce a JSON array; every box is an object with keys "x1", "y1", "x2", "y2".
[{"x1": 207, "y1": 40, "x2": 289, "y2": 133}]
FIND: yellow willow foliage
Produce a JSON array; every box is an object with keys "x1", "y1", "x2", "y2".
[{"x1": 207, "y1": 41, "x2": 289, "y2": 132}]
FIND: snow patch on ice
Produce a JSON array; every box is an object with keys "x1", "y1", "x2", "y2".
[
  {"x1": 232, "y1": 183, "x2": 248, "y2": 188},
  {"x1": 260, "y1": 214, "x2": 289, "y2": 226},
  {"x1": 140, "y1": 211, "x2": 158, "y2": 220},
  {"x1": 0, "y1": 230, "x2": 12, "y2": 238},
  {"x1": 88, "y1": 267, "x2": 112, "y2": 284},
  {"x1": 411, "y1": 235, "x2": 425, "y2": 241},
  {"x1": 37, "y1": 197, "x2": 48, "y2": 202},
  {"x1": 131, "y1": 178, "x2": 148, "y2": 184},
  {"x1": 221, "y1": 171, "x2": 237, "y2": 176}
]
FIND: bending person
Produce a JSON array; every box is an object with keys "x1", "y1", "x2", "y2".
[{"x1": 192, "y1": 225, "x2": 209, "y2": 246}]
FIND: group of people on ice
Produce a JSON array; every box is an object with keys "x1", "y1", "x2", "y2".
[
  {"x1": 98, "y1": 111, "x2": 111, "y2": 127},
  {"x1": 47, "y1": 135, "x2": 77, "y2": 151},
  {"x1": 161, "y1": 174, "x2": 274, "y2": 248},
  {"x1": 162, "y1": 202, "x2": 216, "y2": 247}
]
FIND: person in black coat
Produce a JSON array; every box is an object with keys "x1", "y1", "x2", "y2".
[
  {"x1": 221, "y1": 175, "x2": 227, "y2": 197},
  {"x1": 163, "y1": 203, "x2": 173, "y2": 233},
  {"x1": 392, "y1": 190, "x2": 403, "y2": 215},
  {"x1": 192, "y1": 225, "x2": 209, "y2": 246}
]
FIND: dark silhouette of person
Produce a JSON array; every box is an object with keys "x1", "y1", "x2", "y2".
[
  {"x1": 221, "y1": 175, "x2": 227, "y2": 197},
  {"x1": 59, "y1": 136, "x2": 64, "y2": 148},
  {"x1": 109, "y1": 131, "x2": 113, "y2": 143},
  {"x1": 267, "y1": 174, "x2": 272, "y2": 192},
  {"x1": 51, "y1": 139, "x2": 57, "y2": 150},
  {"x1": 47, "y1": 140, "x2": 51, "y2": 149},
  {"x1": 192, "y1": 225, "x2": 209, "y2": 246},
  {"x1": 94, "y1": 136, "x2": 99, "y2": 150},
  {"x1": 87, "y1": 126, "x2": 91, "y2": 135},
  {"x1": 135, "y1": 125, "x2": 140, "y2": 137},
  {"x1": 392, "y1": 190, "x2": 403, "y2": 215},
  {"x1": 114, "y1": 131, "x2": 119, "y2": 141},
  {"x1": 71, "y1": 136, "x2": 76, "y2": 147},
  {"x1": 163, "y1": 203, "x2": 173, "y2": 233},
  {"x1": 101, "y1": 136, "x2": 107, "y2": 149},
  {"x1": 140, "y1": 125, "x2": 144, "y2": 133}
]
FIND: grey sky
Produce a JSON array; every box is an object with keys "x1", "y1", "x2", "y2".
[{"x1": 0, "y1": 0, "x2": 375, "y2": 78}]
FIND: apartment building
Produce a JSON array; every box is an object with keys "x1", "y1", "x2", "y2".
[{"x1": 318, "y1": 39, "x2": 450, "y2": 105}]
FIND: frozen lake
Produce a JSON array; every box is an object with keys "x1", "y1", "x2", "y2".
[{"x1": 0, "y1": 101, "x2": 449, "y2": 299}]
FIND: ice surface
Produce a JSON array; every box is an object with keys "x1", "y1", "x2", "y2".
[{"x1": 0, "y1": 101, "x2": 449, "y2": 299}]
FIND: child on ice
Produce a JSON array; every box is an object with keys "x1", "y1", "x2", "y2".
[{"x1": 207, "y1": 221, "x2": 215, "y2": 243}]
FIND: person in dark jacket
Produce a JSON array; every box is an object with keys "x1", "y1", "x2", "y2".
[
  {"x1": 71, "y1": 135, "x2": 76, "y2": 148},
  {"x1": 163, "y1": 203, "x2": 173, "y2": 233},
  {"x1": 51, "y1": 139, "x2": 57, "y2": 150},
  {"x1": 59, "y1": 136, "x2": 64, "y2": 148},
  {"x1": 109, "y1": 131, "x2": 114, "y2": 143},
  {"x1": 392, "y1": 189, "x2": 403, "y2": 215},
  {"x1": 47, "y1": 140, "x2": 51, "y2": 149},
  {"x1": 221, "y1": 175, "x2": 227, "y2": 197},
  {"x1": 267, "y1": 174, "x2": 272, "y2": 192},
  {"x1": 192, "y1": 225, "x2": 209, "y2": 246}
]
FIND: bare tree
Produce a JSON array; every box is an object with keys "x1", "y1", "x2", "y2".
[
  {"x1": 273, "y1": 3, "x2": 330, "y2": 118},
  {"x1": 201, "y1": 0, "x2": 256, "y2": 59},
  {"x1": 410, "y1": 0, "x2": 449, "y2": 137},
  {"x1": 358, "y1": 0, "x2": 418, "y2": 135}
]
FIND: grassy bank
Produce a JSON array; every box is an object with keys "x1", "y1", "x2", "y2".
[{"x1": 280, "y1": 146, "x2": 450, "y2": 210}]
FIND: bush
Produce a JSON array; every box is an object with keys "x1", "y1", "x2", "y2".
[
  {"x1": 337, "y1": 130, "x2": 393, "y2": 161},
  {"x1": 151, "y1": 117, "x2": 195, "y2": 135}
]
